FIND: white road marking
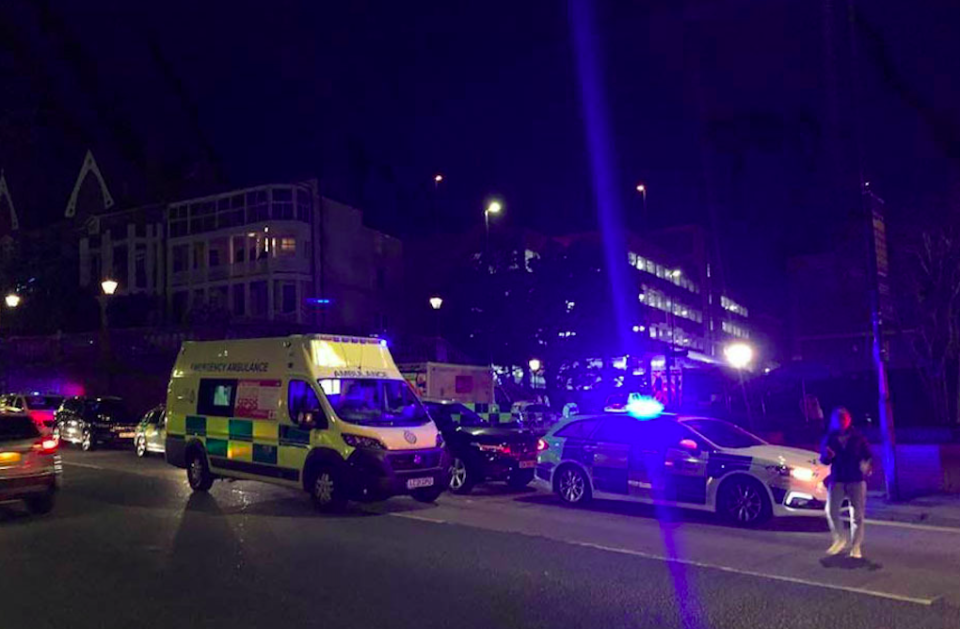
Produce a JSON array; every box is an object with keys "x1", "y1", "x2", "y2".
[
  {"x1": 390, "y1": 511, "x2": 941, "y2": 606},
  {"x1": 388, "y1": 512, "x2": 448, "y2": 524},
  {"x1": 861, "y1": 518, "x2": 960, "y2": 534},
  {"x1": 63, "y1": 461, "x2": 106, "y2": 470}
]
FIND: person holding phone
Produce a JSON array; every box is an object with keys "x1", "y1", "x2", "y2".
[{"x1": 820, "y1": 407, "x2": 873, "y2": 558}]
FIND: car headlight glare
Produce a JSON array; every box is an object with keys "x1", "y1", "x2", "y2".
[{"x1": 790, "y1": 467, "x2": 815, "y2": 482}]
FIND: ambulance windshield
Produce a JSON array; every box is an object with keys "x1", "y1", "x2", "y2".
[{"x1": 318, "y1": 378, "x2": 430, "y2": 427}]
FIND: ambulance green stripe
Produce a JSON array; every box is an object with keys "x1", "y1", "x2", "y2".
[
  {"x1": 229, "y1": 419, "x2": 253, "y2": 441},
  {"x1": 186, "y1": 416, "x2": 206, "y2": 436}
]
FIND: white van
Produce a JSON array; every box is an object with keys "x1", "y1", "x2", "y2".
[{"x1": 165, "y1": 335, "x2": 448, "y2": 510}]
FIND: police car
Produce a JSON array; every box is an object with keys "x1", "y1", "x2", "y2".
[{"x1": 535, "y1": 399, "x2": 828, "y2": 526}]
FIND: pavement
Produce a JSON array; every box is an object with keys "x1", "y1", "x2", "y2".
[
  {"x1": 1, "y1": 448, "x2": 959, "y2": 629},
  {"x1": 866, "y1": 491, "x2": 960, "y2": 530}
]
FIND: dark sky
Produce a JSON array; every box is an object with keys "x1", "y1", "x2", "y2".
[{"x1": 1, "y1": 0, "x2": 958, "y2": 320}]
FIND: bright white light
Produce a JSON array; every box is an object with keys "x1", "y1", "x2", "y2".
[
  {"x1": 790, "y1": 467, "x2": 815, "y2": 482},
  {"x1": 528, "y1": 358, "x2": 542, "y2": 372},
  {"x1": 636, "y1": 183, "x2": 645, "y2": 193},
  {"x1": 671, "y1": 269, "x2": 682, "y2": 278},
  {"x1": 5, "y1": 293, "x2": 20, "y2": 308},
  {"x1": 626, "y1": 395, "x2": 664, "y2": 420},
  {"x1": 434, "y1": 174, "x2": 443, "y2": 183},
  {"x1": 486, "y1": 200, "x2": 502, "y2": 215},
  {"x1": 724, "y1": 342, "x2": 754, "y2": 369},
  {"x1": 101, "y1": 279, "x2": 118, "y2": 296},
  {"x1": 632, "y1": 325, "x2": 641, "y2": 333},
  {"x1": 429, "y1": 296, "x2": 443, "y2": 310}
]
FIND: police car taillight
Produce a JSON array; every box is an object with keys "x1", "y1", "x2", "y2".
[{"x1": 537, "y1": 438, "x2": 548, "y2": 452}]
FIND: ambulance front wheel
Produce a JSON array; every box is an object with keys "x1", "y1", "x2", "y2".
[
  {"x1": 186, "y1": 449, "x2": 214, "y2": 492},
  {"x1": 308, "y1": 464, "x2": 348, "y2": 512}
]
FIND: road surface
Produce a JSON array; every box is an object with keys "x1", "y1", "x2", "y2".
[{"x1": 2, "y1": 448, "x2": 959, "y2": 628}]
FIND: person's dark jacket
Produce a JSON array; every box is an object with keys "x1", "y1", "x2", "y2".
[{"x1": 820, "y1": 428, "x2": 872, "y2": 483}]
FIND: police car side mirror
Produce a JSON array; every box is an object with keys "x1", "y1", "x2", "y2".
[{"x1": 678, "y1": 439, "x2": 701, "y2": 456}]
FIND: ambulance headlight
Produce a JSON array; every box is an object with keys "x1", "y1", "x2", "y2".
[{"x1": 343, "y1": 433, "x2": 386, "y2": 450}]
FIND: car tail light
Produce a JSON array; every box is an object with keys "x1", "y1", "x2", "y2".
[
  {"x1": 537, "y1": 438, "x2": 548, "y2": 452},
  {"x1": 33, "y1": 438, "x2": 59, "y2": 455},
  {"x1": 500, "y1": 444, "x2": 512, "y2": 455}
]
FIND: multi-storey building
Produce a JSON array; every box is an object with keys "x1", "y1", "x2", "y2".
[{"x1": 74, "y1": 179, "x2": 402, "y2": 334}]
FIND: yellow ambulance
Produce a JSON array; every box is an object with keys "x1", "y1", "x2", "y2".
[{"x1": 165, "y1": 335, "x2": 448, "y2": 510}]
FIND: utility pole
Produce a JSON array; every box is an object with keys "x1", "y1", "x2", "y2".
[
  {"x1": 846, "y1": 0, "x2": 899, "y2": 500},
  {"x1": 865, "y1": 187, "x2": 899, "y2": 501}
]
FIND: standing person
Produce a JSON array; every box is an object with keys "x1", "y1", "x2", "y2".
[{"x1": 820, "y1": 407, "x2": 873, "y2": 558}]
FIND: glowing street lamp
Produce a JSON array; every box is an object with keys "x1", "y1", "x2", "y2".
[
  {"x1": 429, "y1": 296, "x2": 443, "y2": 310},
  {"x1": 724, "y1": 342, "x2": 754, "y2": 370},
  {"x1": 5, "y1": 293, "x2": 21, "y2": 308},
  {"x1": 528, "y1": 358, "x2": 542, "y2": 373},
  {"x1": 485, "y1": 200, "x2": 502, "y2": 216},
  {"x1": 101, "y1": 279, "x2": 119, "y2": 296},
  {"x1": 434, "y1": 174, "x2": 443, "y2": 184},
  {"x1": 636, "y1": 183, "x2": 645, "y2": 193}
]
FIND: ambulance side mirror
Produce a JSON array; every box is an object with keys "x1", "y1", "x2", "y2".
[{"x1": 297, "y1": 411, "x2": 326, "y2": 430}]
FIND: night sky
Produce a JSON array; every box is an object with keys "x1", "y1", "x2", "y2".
[{"x1": 0, "y1": 0, "x2": 958, "y2": 321}]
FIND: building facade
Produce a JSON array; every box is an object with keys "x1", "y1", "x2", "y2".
[{"x1": 75, "y1": 179, "x2": 402, "y2": 335}]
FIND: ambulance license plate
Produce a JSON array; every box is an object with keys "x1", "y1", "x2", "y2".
[
  {"x1": 406, "y1": 476, "x2": 434, "y2": 490},
  {"x1": 519, "y1": 460, "x2": 536, "y2": 469}
]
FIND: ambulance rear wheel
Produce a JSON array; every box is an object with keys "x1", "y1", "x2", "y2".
[
  {"x1": 309, "y1": 464, "x2": 347, "y2": 512},
  {"x1": 186, "y1": 450, "x2": 214, "y2": 492}
]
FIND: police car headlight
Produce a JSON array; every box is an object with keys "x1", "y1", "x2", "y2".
[
  {"x1": 342, "y1": 433, "x2": 386, "y2": 450},
  {"x1": 766, "y1": 464, "x2": 815, "y2": 482}
]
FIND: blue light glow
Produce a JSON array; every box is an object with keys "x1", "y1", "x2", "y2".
[
  {"x1": 379, "y1": 339, "x2": 388, "y2": 347},
  {"x1": 626, "y1": 395, "x2": 664, "y2": 419},
  {"x1": 306, "y1": 298, "x2": 332, "y2": 305}
]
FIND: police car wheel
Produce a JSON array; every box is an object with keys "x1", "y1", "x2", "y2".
[
  {"x1": 187, "y1": 451, "x2": 214, "y2": 492},
  {"x1": 135, "y1": 437, "x2": 147, "y2": 458},
  {"x1": 310, "y1": 466, "x2": 347, "y2": 512},
  {"x1": 448, "y1": 457, "x2": 475, "y2": 494},
  {"x1": 556, "y1": 465, "x2": 591, "y2": 505},
  {"x1": 718, "y1": 477, "x2": 770, "y2": 526}
]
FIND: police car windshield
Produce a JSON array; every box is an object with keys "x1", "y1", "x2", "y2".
[
  {"x1": 319, "y1": 378, "x2": 430, "y2": 427},
  {"x1": 682, "y1": 419, "x2": 766, "y2": 449}
]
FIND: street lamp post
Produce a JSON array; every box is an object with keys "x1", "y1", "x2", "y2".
[
  {"x1": 484, "y1": 200, "x2": 502, "y2": 270},
  {"x1": 429, "y1": 296, "x2": 443, "y2": 338},
  {"x1": 724, "y1": 342, "x2": 755, "y2": 425},
  {"x1": 99, "y1": 279, "x2": 118, "y2": 390},
  {"x1": 482, "y1": 200, "x2": 502, "y2": 368},
  {"x1": 1, "y1": 293, "x2": 21, "y2": 391}
]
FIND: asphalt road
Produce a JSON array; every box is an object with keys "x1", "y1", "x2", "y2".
[{"x1": 2, "y1": 448, "x2": 959, "y2": 629}]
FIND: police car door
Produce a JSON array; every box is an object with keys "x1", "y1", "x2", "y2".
[
  {"x1": 590, "y1": 418, "x2": 644, "y2": 496},
  {"x1": 658, "y1": 423, "x2": 709, "y2": 505}
]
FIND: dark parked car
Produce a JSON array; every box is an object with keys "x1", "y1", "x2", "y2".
[
  {"x1": 54, "y1": 397, "x2": 138, "y2": 451},
  {"x1": 423, "y1": 400, "x2": 539, "y2": 494}
]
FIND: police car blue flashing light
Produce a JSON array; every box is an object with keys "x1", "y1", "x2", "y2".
[{"x1": 625, "y1": 395, "x2": 664, "y2": 419}]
